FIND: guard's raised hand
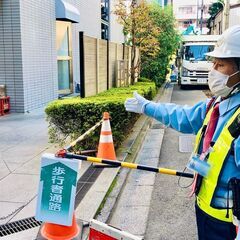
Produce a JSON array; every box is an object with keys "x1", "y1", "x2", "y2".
[{"x1": 124, "y1": 91, "x2": 150, "y2": 114}]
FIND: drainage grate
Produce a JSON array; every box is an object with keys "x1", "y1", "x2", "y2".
[
  {"x1": 75, "y1": 164, "x2": 103, "y2": 207},
  {"x1": 0, "y1": 216, "x2": 42, "y2": 237},
  {"x1": 0, "y1": 164, "x2": 103, "y2": 237}
]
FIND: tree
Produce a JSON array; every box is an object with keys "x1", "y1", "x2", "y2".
[
  {"x1": 208, "y1": 0, "x2": 224, "y2": 16},
  {"x1": 114, "y1": 0, "x2": 160, "y2": 84},
  {"x1": 207, "y1": 0, "x2": 224, "y2": 29},
  {"x1": 141, "y1": 4, "x2": 180, "y2": 86}
]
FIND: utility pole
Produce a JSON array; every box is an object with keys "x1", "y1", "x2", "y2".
[
  {"x1": 196, "y1": 0, "x2": 199, "y2": 28},
  {"x1": 223, "y1": 0, "x2": 230, "y2": 31},
  {"x1": 200, "y1": 0, "x2": 204, "y2": 34}
]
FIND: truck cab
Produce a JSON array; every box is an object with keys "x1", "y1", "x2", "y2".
[{"x1": 178, "y1": 35, "x2": 219, "y2": 88}]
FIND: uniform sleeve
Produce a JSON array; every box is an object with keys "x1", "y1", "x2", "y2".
[
  {"x1": 234, "y1": 136, "x2": 240, "y2": 167},
  {"x1": 144, "y1": 100, "x2": 208, "y2": 134}
]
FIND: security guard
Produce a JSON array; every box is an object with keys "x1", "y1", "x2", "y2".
[{"x1": 125, "y1": 25, "x2": 240, "y2": 240}]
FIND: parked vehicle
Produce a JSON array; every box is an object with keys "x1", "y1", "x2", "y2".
[
  {"x1": 177, "y1": 35, "x2": 220, "y2": 88},
  {"x1": 170, "y1": 64, "x2": 178, "y2": 83}
]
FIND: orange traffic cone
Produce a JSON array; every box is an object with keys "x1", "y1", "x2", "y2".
[
  {"x1": 97, "y1": 112, "x2": 116, "y2": 160},
  {"x1": 41, "y1": 213, "x2": 80, "y2": 240}
]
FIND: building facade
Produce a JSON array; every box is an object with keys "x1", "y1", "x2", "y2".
[
  {"x1": 172, "y1": 0, "x2": 212, "y2": 34},
  {"x1": 0, "y1": 0, "x2": 125, "y2": 113},
  {"x1": 208, "y1": 3, "x2": 240, "y2": 35}
]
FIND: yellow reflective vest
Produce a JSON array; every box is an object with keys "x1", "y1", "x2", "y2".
[{"x1": 194, "y1": 104, "x2": 240, "y2": 222}]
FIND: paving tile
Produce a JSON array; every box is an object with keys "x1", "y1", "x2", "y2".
[
  {"x1": 0, "y1": 201, "x2": 23, "y2": 225},
  {"x1": 13, "y1": 156, "x2": 41, "y2": 175},
  {"x1": 126, "y1": 170, "x2": 156, "y2": 186},
  {"x1": 0, "y1": 174, "x2": 38, "y2": 202},
  {"x1": 10, "y1": 197, "x2": 37, "y2": 222},
  {"x1": 110, "y1": 206, "x2": 149, "y2": 236},
  {"x1": 0, "y1": 227, "x2": 40, "y2": 240},
  {"x1": 0, "y1": 158, "x2": 10, "y2": 180},
  {"x1": 4, "y1": 162, "x2": 20, "y2": 173},
  {"x1": 116, "y1": 185, "x2": 154, "y2": 207}
]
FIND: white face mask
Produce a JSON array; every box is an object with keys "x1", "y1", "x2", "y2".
[{"x1": 208, "y1": 69, "x2": 239, "y2": 97}]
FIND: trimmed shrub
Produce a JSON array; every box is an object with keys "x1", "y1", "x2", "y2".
[
  {"x1": 45, "y1": 82, "x2": 156, "y2": 151},
  {"x1": 138, "y1": 77, "x2": 153, "y2": 82}
]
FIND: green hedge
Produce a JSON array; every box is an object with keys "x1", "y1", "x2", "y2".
[{"x1": 45, "y1": 82, "x2": 156, "y2": 151}]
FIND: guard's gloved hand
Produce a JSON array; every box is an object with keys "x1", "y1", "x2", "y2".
[{"x1": 124, "y1": 91, "x2": 150, "y2": 114}]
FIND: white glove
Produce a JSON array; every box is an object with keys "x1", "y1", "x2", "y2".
[{"x1": 124, "y1": 91, "x2": 150, "y2": 114}]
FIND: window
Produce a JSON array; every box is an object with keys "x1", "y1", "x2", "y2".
[
  {"x1": 184, "y1": 45, "x2": 214, "y2": 61},
  {"x1": 179, "y1": 6, "x2": 193, "y2": 14},
  {"x1": 101, "y1": 0, "x2": 109, "y2": 40},
  {"x1": 56, "y1": 21, "x2": 73, "y2": 94},
  {"x1": 101, "y1": 23, "x2": 109, "y2": 40},
  {"x1": 101, "y1": 0, "x2": 109, "y2": 22}
]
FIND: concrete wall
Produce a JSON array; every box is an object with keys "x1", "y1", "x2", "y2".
[
  {"x1": 20, "y1": 1, "x2": 58, "y2": 112},
  {"x1": 83, "y1": 35, "x2": 132, "y2": 97},
  {"x1": 0, "y1": 0, "x2": 24, "y2": 112},
  {"x1": 98, "y1": 39, "x2": 108, "y2": 92}
]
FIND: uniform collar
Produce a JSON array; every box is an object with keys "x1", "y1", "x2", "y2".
[{"x1": 219, "y1": 92, "x2": 240, "y2": 116}]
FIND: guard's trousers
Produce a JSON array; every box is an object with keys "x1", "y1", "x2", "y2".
[{"x1": 195, "y1": 204, "x2": 236, "y2": 240}]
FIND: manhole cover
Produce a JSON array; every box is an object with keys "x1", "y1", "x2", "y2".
[{"x1": 179, "y1": 135, "x2": 195, "y2": 153}]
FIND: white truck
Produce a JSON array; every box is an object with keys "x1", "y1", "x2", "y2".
[{"x1": 178, "y1": 35, "x2": 220, "y2": 88}]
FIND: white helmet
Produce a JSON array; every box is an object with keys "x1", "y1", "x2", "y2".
[{"x1": 206, "y1": 25, "x2": 240, "y2": 58}]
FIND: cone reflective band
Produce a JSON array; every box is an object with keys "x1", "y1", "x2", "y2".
[
  {"x1": 64, "y1": 153, "x2": 194, "y2": 179},
  {"x1": 97, "y1": 112, "x2": 116, "y2": 160}
]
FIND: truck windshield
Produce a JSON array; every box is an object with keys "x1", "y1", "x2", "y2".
[{"x1": 184, "y1": 45, "x2": 214, "y2": 61}]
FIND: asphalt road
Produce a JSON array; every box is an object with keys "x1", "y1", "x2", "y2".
[{"x1": 144, "y1": 85, "x2": 207, "y2": 240}]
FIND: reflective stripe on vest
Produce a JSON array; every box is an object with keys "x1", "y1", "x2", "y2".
[{"x1": 194, "y1": 107, "x2": 240, "y2": 222}]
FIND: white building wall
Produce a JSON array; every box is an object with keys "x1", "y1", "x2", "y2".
[
  {"x1": 0, "y1": 0, "x2": 24, "y2": 112},
  {"x1": 62, "y1": 0, "x2": 101, "y2": 88},
  {"x1": 64, "y1": 0, "x2": 124, "y2": 87},
  {"x1": 0, "y1": 0, "x2": 125, "y2": 112},
  {"x1": 173, "y1": 0, "x2": 212, "y2": 34},
  {"x1": 109, "y1": 0, "x2": 125, "y2": 44},
  {"x1": 229, "y1": 7, "x2": 240, "y2": 27},
  {"x1": 20, "y1": 0, "x2": 58, "y2": 112}
]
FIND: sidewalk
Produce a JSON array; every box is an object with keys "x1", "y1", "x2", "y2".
[
  {"x1": 98, "y1": 83, "x2": 173, "y2": 238},
  {"x1": 0, "y1": 84, "x2": 173, "y2": 239},
  {"x1": 0, "y1": 108, "x2": 90, "y2": 239}
]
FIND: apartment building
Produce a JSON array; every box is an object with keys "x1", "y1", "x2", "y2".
[
  {"x1": 173, "y1": 0, "x2": 212, "y2": 34},
  {"x1": 0, "y1": 0, "x2": 124, "y2": 113}
]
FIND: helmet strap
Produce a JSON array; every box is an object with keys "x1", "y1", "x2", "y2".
[{"x1": 228, "y1": 82, "x2": 240, "y2": 97}]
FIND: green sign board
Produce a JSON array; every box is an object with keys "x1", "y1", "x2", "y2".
[{"x1": 36, "y1": 153, "x2": 79, "y2": 226}]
